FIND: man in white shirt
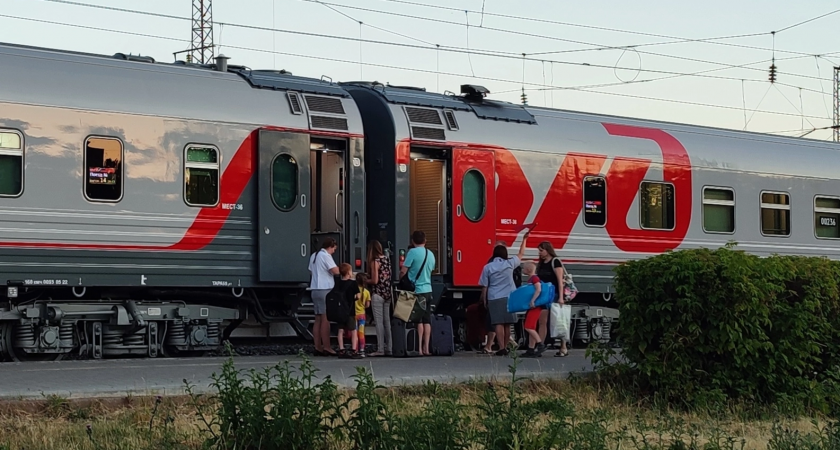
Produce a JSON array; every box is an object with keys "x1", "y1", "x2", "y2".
[{"x1": 309, "y1": 238, "x2": 340, "y2": 356}]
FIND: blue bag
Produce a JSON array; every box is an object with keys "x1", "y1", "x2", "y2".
[{"x1": 507, "y1": 282, "x2": 555, "y2": 313}]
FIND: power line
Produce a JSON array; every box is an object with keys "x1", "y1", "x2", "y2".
[
  {"x1": 0, "y1": 12, "x2": 832, "y2": 125},
  {"x1": 376, "y1": 0, "x2": 835, "y2": 58},
  {"x1": 305, "y1": 0, "x2": 837, "y2": 84},
  {"x1": 28, "y1": 0, "x2": 838, "y2": 92},
  {"x1": 775, "y1": 8, "x2": 840, "y2": 33},
  {"x1": 495, "y1": 54, "x2": 817, "y2": 95}
]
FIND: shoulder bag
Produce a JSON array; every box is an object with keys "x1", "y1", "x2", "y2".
[{"x1": 397, "y1": 249, "x2": 428, "y2": 292}]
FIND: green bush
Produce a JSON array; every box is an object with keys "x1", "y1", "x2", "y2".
[{"x1": 592, "y1": 245, "x2": 840, "y2": 410}]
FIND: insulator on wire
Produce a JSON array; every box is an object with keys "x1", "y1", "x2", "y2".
[
  {"x1": 769, "y1": 63, "x2": 777, "y2": 83},
  {"x1": 520, "y1": 89, "x2": 528, "y2": 106}
]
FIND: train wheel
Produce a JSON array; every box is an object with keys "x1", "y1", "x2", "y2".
[
  {"x1": 0, "y1": 323, "x2": 65, "y2": 362},
  {"x1": 0, "y1": 324, "x2": 13, "y2": 362}
]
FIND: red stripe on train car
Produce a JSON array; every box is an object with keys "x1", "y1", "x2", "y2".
[{"x1": 0, "y1": 127, "x2": 361, "y2": 251}]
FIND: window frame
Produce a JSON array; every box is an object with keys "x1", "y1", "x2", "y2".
[
  {"x1": 759, "y1": 190, "x2": 791, "y2": 238},
  {"x1": 701, "y1": 186, "x2": 736, "y2": 235},
  {"x1": 83, "y1": 135, "x2": 124, "y2": 203},
  {"x1": 582, "y1": 175, "x2": 607, "y2": 228},
  {"x1": 0, "y1": 128, "x2": 24, "y2": 198},
  {"x1": 270, "y1": 152, "x2": 299, "y2": 212},
  {"x1": 638, "y1": 180, "x2": 676, "y2": 231},
  {"x1": 183, "y1": 144, "x2": 221, "y2": 208},
  {"x1": 462, "y1": 168, "x2": 487, "y2": 223},
  {"x1": 813, "y1": 195, "x2": 840, "y2": 240}
]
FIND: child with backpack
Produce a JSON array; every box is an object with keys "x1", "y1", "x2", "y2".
[
  {"x1": 355, "y1": 273, "x2": 372, "y2": 358},
  {"x1": 334, "y1": 263, "x2": 361, "y2": 359},
  {"x1": 520, "y1": 261, "x2": 547, "y2": 358}
]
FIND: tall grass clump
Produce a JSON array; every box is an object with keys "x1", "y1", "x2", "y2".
[{"x1": 188, "y1": 349, "x2": 341, "y2": 450}]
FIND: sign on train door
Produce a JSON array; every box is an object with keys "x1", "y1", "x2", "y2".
[
  {"x1": 451, "y1": 148, "x2": 496, "y2": 286},
  {"x1": 257, "y1": 130, "x2": 311, "y2": 282}
]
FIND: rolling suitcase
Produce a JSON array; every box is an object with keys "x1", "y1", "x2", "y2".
[
  {"x1": 430, "y1": 314, "x2": 455, "y2": 356},
  {"x1": 391, "y1": 318, "x2": 420, "y2": 357},
  {"x1": 465, "y1": 302, "x2": 488, "y2": 350}
]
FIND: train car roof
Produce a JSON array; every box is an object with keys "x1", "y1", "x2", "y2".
[
  {"x1": 0, "y1": 41, "x2": 350, "y2": 98},
  {"x1": 342, "y1": 82, "x2": 537, "y2": 124},
  {"x1": 343, "y1": 80, "x2": 839, "y2": 150}
]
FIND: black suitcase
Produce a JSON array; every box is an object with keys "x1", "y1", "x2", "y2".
[
  {"x1": 391, "y1": 318, "x2": 420, "y2": 357},
  {"x1": 430, "y1": 314, "x2": 455, "y2": 356}
]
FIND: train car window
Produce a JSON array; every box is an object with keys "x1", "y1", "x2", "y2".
[
  {"x1": 462, "y1": 169, "x2": 486, "y2": 222},
  {"x1": 272, "y1": 154, "x2": 298, "y2": 211},
  {"x1": 0, "y1": 130, "x2": 23, "y2": 197},
  {"x1": 583, "y1": 176, "x2": 606, "y2": 227},
  {"x1": 84, "y1": 137, "x2": 123, "y2": 202},
  {"x1": 184, "y1": 145, "x2": 219, "y2": 207},
  {"x1": 760, "y1": 192, "x2": 790, "y2": 237},
  {"x1": 814, "y1": 196, "x2": 840, "y2": 239},
  {"x1": 702, "y1": 187, "x2": 735, "y2": 233},
  {"x1": 639, "y1": 182, "x2": 675, "y2": 230}
]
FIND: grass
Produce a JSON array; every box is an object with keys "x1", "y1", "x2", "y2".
[
  {"x1": 0, "y1": 353, "x2": 836, "y2": 449},
  {"x1": 0, "y1": 384, "x2": 829, "y2": 448}
]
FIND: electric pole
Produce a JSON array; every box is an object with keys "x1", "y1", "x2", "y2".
[
  {"x1": 190, "y1": 0, "x2": 214, "y2": 64},
  {"x1": 833, "y1": 66, "x2": 840, "y2": 142}
]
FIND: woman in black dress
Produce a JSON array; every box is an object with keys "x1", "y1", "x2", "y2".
[{"x1": 536, "y1": 241, "x2": 568, "y2": 357}]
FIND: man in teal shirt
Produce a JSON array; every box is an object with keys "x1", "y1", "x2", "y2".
[{"x1": 400, "y1": 230, "x2": 436, "y2": 356}]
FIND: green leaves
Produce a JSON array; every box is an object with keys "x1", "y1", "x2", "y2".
[{"x1": 593, "y1": 246, "x2": 840, "y2": 412}]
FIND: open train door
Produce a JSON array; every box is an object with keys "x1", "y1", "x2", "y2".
[
  {"x1": 451, "y1": 148, "x2": 496, "y2": 286},
  {"x1": 257, "y1": 130, "x2": 311, "y2": 282}
]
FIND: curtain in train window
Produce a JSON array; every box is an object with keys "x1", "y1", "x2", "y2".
[
  {"x1": 815, "y1": 196, "x2": 840, "y2": 239},
  {"x1": 85, "y1": 137, "x2": 123, "y2": 202},
  {"x1": 760, "y1": 192, "x2": 790, "y2": 236},
  {"x1": 0, "y1": 131, "x2": 23, "y2": 196},
  {"x1": 583, "y1": 176, "x2": 606, "y2": 227},
  {"x1": 462, "y1": 169, "x2": 486, "y2": 222},
  {"x1": 703, "y1": 188, "x2": 735, "y2": 233},
  {"x1": 272, "y1": 153, "x2": 298, "y2": 211},
  {"x1": 639, "y1": 182, "x2": 675, "y2": 230},
  {"x1": 184, "y1": 146, "x2": 219, "y2": 207}
]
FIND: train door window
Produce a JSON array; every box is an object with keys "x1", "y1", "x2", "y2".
[
  {"x1": 583, "y1": 176, "x2": 606, "y2": 227},
  {"x1": 462, "y1": 169, "x2": 486, "y2": 222},
  {"x1": 0, "y1": 130, "x2": 23, "y2": 197},
  {"x1": 272, "y1": 153, "x2": 298, "y2": 211},
  {"x1": 84, "y1": 137, "x2": 123, "y2": 202},
  {"x1": 814, "y1": 196, "x2": 840, "y2": 239},
  {"x1": 639, "y1": 181, "x2": 675, "y2": 230},
  {"x1": 184, "y1": 145, "x2": 219, "y2": 207},
  {"x1": 760, "y1": 192, "x2": 790, "y2": 237},
  {"x1": 702, "y1": 187, "x2": 735, "y2": 233}
]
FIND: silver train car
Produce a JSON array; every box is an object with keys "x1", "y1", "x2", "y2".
[{"x1": 0, "y1": 42, "x2": 365, "y2": 360}]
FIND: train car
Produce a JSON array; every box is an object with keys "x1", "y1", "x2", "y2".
[
  {"x1": 0, "y1": 42, "x2": 366, "y2": 360},
  {"x1": 345, "y1": 82, "x2": 840, "y2": 346}
]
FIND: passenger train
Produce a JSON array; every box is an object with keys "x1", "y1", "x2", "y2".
[{"x1": 0, "y1": 41, "x2": 836, "y2": 360}]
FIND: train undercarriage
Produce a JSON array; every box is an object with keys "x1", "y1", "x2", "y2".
[{"x1": 0, "y1": 285, "x2": 619, "y2": 361}]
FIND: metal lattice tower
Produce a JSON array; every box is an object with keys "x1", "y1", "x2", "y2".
[
  {"x1": 189, "y1": 0, "x2": 214, "y2": 64},
  {"x1": 834, "y1": 66, "x2": 840, "y2": 142}
]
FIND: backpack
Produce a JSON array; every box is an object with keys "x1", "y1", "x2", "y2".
[
  {"x1": 326, "y1": 278, "x2": 356, "y2": 324},
  {"x1": 554, "y1": 257, "x2": 578, "y2": 302}
]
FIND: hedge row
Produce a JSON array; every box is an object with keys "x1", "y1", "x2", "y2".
[{"x1": 602, "y1": 244, "x2": 840, "y2": 410}]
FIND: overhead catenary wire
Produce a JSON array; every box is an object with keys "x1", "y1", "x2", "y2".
[
  {"x1": 0, "y1": 12, "x2": 831, "y2": 125},
  {"x1": 32, "y1": 0, "x2": 839, "y2": 88},
  {"x1": 313, "y1": 0, "x2": 837, "y2": 84},
  {"x1": 377, "y1": 0, "x2": 838, "y2": 58}
]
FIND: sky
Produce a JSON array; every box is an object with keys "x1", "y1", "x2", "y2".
[{"x1": 1, "y1": 0, "x2": 839, "y2": 141}]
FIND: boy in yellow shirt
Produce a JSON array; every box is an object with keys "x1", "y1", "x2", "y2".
[{"x1": 355, "y1": 273, "x2": 371, "y2": 357}]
